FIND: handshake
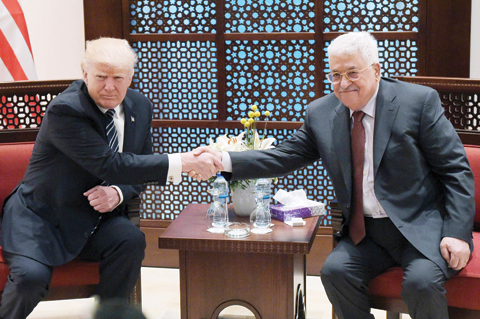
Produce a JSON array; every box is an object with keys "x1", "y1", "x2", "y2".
[{"x1": 180, "y1": 146, "x2": 223, "y2": 181}]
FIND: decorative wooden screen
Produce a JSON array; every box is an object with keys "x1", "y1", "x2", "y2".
[
  {"x1": 0, "y1": 81, "x2": 72, "y2": 129},
  {"x1": 125, "y1": 0, "x2": 424, "y2": 225}
]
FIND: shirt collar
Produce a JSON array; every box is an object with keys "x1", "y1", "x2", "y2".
[{"x1": 97, "y1": 103, "x2": 123, "y2": 117}]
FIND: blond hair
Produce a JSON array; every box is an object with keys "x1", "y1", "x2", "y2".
[{"x1": 81, "y1": 38, "x2": 138, "y2": 77}]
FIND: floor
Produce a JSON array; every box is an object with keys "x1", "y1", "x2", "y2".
[{"x1": 27, "y1": 267, "x2": 412, "y2": 319}]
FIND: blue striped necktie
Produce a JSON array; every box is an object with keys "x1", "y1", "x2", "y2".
[{"x1": 105, "y1": 109, "x2": 119, "y2": 152}]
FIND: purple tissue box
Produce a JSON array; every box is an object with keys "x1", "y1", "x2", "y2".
[{"x1": 270, "y1": 203, "x2": 325, "y2": 222}]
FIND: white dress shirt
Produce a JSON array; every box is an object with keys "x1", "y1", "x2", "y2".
[
  {"x1": 97, "y1": 104, "x2": 182, "y2": 210},
  {"x1": 350, "y1": 87, "x2": 388, "y2": 218}
]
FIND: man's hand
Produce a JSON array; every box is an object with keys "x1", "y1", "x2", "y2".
[
  {"x1": 186, "y1": 146, "x2": 223, "y2": 180},
  {"x1": 440, "y1": 237, "x2": 471, "y2": 270},
  {"x1": 181, "y1": 150, "x2": 223, "y2": 181},
  {"x1": 193, "y1": 146, "x2": 222, "y2": 161},
  {"x1": 84, "y1": 186, "x2": 120, "y2": 213}
]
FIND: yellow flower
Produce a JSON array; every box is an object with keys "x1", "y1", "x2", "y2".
[{"x1": 207, "y1": 104, "x2": 277, "y2": 190}]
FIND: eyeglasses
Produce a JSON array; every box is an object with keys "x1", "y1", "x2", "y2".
[{"x1": 326, "y1": 64, "x2": 375, "y2": 84}]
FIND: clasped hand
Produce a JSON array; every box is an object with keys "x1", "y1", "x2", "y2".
[
  {"x1": 181, "y1": 147, "x2": 223, "y2": 181},
  {"x1": 84, "y1": 185, "x2": 120, "y2": 213},
  {"x1": 440, "y1": 237, "x2": 471, "y2": 270}
]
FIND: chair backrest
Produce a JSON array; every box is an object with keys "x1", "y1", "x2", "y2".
[
  {"x1": 464, "y1": 144, "x2": 480, "y2": 229},
  {"x1": 0, "y1": 142, "x2": 34, "y2": 209}
]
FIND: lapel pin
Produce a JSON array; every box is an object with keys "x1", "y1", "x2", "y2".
[{"x1": 131, "y1": 116, "x2": 135, "y2": 122}]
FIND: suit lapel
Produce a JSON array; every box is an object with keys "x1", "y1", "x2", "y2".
[
  {"x1": 80, "y1": 81, "x2": 109, "y2": 141},
  {"x1": 122, "y1": 93, "x2": 137, "y2": 153},
  {"x1": 373, "y1": 79, "x2": 400, "y2": 175},
  {"x1": 331, "y1": 103, "x2": 352, "y2": 199}
]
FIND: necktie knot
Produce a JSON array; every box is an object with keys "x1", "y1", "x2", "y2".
[
  {"x1": 105, "y1": 109, "x2": 115, "y2": 119},
  {"x1": 353, "y1": 111, "x2": 365, "y2": 123}
]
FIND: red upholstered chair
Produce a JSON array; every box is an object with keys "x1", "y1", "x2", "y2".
[
  {"x1": 331, "y1": 144, "x2": 480, "y2": 319},
  {"x1": 0, "y1": 142, "x2": 141, "y2": 304}
]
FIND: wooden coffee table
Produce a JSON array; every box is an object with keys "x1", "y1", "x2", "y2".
[{"x1": 158, "y1": 203, "x2": 321, "y2": 319}]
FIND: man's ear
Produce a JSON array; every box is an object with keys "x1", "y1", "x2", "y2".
[
  {"x1": 373, "y1": 63, "x2": 381, "y2": 81},
  {"x1": 82, "y1": 68, "x2": 88, "y2": 84}
]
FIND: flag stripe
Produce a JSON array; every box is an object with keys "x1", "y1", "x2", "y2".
[
  {"x1": 0, "y1": 0, "x2": 37, "y2": 81},
  {"x1": 0, "y1": 57, "x2": 14, "y2": 81},
  {"x1": 0, "y1": 29, "x2": 27, "y2": 80},
  {"x1": 1, "y1": 0, "x2": 32, "y2": 55}
]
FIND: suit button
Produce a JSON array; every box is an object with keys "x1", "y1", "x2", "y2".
[{"x1": 84, "y1": 232, "x2": 89, "y2": 238}]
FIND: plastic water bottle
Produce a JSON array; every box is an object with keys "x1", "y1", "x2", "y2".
[
  {"x1": 255, "y1": 178, "x2": 271, "y2": 198},
  {"x1": 250, "y1": 194, "x2": 271, "y2": 228},
  {"x1": 206, "y1": 190, "x2": 227, "y2": 233},
  {"x1": 206, "y1": 174, "x2": 229, "y2": 233},
  {"x1": 212, "y1": 172, "x2": 229, "y2": 223},
  {"x1": 250, "y1": 178, "x2": 272, "y2": 231}
]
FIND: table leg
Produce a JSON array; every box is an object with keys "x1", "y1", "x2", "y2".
[{"x1": 179, "y1": 250, "x2": 306, "y2": 319}]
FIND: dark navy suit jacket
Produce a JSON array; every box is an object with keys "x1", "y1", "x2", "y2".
[
  {"x1": 230, "y1": 77, "x2": 475, "y2": 278},
  {"x1": 1, "y1": 80, "x2": 169, "y2": 266}
]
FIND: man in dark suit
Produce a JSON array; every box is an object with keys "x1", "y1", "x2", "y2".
[
  {"x1": 197, "y1": 32, "x2": 475, "y2": 318},
  {"x1": 0, "y1": 37, "x2": 222, "y2": 319}
]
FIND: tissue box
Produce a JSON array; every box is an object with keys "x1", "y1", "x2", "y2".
[{"x1": 270, "y1": 203, "x2": 325, "y2": 222}]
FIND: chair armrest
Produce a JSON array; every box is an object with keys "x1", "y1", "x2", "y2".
[
  {"x1": 125, "y1": 197, "x2": 141, "y2": 227},
  {"x1": 329, "y1": 199, "x2": 343, "y2": 234}
]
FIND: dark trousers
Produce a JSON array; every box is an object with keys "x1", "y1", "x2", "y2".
[
  {"x1": 321, "y1": 217, "x2": 448, "y2": 319},
  {"x1": 0, "y1": 215, "x2": 146, "y2": 319}
]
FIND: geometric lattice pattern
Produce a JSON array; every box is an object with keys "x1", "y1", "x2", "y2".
[
  {"x1": 1, "y1": 1, "x2": 426, "y2": 228},
  {"x1": 323, "y1": 0, "x2": 419, "y2": 32},
  {"x1": 225, "y1": 40, "x2": 316, "y2": 121},
  {"x1": 143, "y1": 126, "x2": 335, "y2": 226},
  {"x1": 225, "y1": 0, "x2": 315, "y2": 33},
  {"x1": 129, "y1": 0, "x2": 217, "y2": 33},
  {"x1": 378, "y1": 39, "x2": 418, "y2": 77},
  {"x1": 440, "y1": 92, "x2": 480, "y2": 131},
  {"x1": 0, "y1": 93, "x2": 53, "y2": 129},
  {"x1": 132, "y1": 41, "x2": 218, "y2": 120}
]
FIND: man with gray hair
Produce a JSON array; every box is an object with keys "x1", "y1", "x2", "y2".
[
  {"x1": 0, "y1": 37, "x2": 222, "y2": 319},
  {"x1": 197, "y1": 32, "x2": 474, "y2": 318}
]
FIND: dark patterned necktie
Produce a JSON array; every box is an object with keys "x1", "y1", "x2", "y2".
[
  {"x1": 105, "y1": 109, "x2": 119, "y2": 152},
  {"x1": 350, "y1": 111, "x2": 366, "y2": 245}
]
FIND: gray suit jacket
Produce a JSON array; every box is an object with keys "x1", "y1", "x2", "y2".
[
  {"x1": 1, "y1": 80, "x2": 169, "y2": 266},
  {"x1": 230, "y1": 77, "x2": 475, "y2": 277}
]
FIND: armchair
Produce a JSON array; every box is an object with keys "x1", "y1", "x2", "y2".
[
  {"x1": 330, "y1": 143, "x2": 480, "y2": 319},
  {"x1": 0, "y1": 142, "x2": 142, "y2": 305}
]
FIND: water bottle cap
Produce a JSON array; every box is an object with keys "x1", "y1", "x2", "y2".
[{"x1": 216, "y1": 172, "x2": 222, "y2": 177}]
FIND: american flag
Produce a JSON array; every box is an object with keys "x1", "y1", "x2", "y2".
[{"x1": 0, "y1": 0, "x2": 37, "y2": 81}]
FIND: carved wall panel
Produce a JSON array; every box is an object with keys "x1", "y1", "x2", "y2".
[
  {"x1": 323, "y1": 0, "x2": 419, "y2": 32},
  {"x1": 0, "y1": 93, "x2": 52, "y2": 129}
]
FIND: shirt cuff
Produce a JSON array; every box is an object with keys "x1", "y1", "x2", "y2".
[
  {"x1": 110, "y1": 185, "x2": 124, "y2": 210},
  {"x1": 167, "y1": 153, "x2": 182, "y2": 183},
  {"x1": 222, "y1": 151, "x2": 233, "y2": 172}
]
